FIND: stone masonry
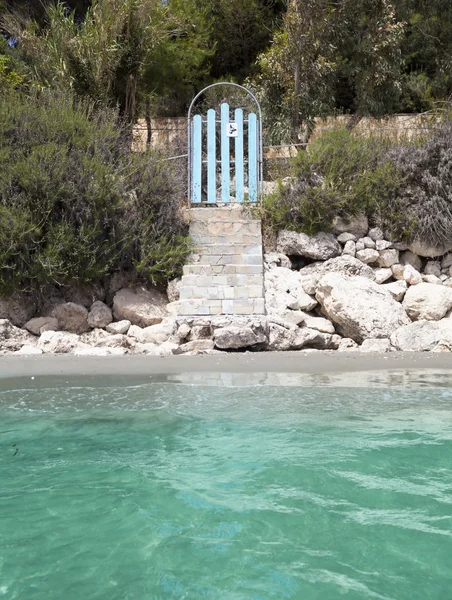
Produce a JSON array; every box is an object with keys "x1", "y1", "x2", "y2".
[{"x1": 176, "y1": 207, "x2": 265, "y2": 316}]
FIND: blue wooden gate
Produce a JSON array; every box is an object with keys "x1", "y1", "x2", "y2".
[{"x1": 188, "y1": 83, "x2": 262, "y2": 205}]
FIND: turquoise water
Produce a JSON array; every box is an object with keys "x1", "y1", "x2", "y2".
[{"x1": 1, "y1": 371, "x2": 452, "y2": 599}]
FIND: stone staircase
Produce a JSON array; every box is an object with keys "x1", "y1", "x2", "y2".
[{"x1": 176, "y1": 207, "x2": 265, "y2": 316}]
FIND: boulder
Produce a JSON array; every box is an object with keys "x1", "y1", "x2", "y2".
[
  {"x1": 298, "y1": 256, "x2": 376, "y2": 295},
  {"x1": 376, "y1": 240, "x2": 393, "y2": 251},
  {"x1": 377, "y1": 249, "x2": 399, "y2": 268},
  {"x1": 337, "y1": 338, "x2": 359, "y2": 351},
  {"x1": 87, "y1": 301, "x2": 113, "y2": 329},
  {"x1": 361, "y1": 236, "x2": 376, "y2": 249},
  {"x1": 174, "y1": 340, "x2": 215, "y2": 355},
  {"x1": 167, "y1": 278, "x2": 181, "y2": 303},
  {"x1": 14, "y1": 346, "x2": 43, "y2": 355},
  {"x1": 37, "y1": 331, "x2": 83, "y2": 353},
  {"x1": 402, "y1": 265, "x2": 422, "y2": 285},
  {"x1": 277, "y1": 230, "x2": 341, "y2": 260},
  {"x1": 113, "y1": 286, "x2": 168, "y2": 327},
  {"x1": 381, "y1": 280, "x2": 407, "y2": 302},
  {"x1": 342, "y1": 241, "x2": 356, "y2": 257},
  {"x1": 400, "y1": 250, "x2": 422, "y2": 271},
  {"x1": 442, "y1": 254, "x2": 452, "y2": 270},
  {"x1": 360, "y1": 338, "x2": 392, "y2": 352},
  {"x1": 0, "y1": 319, "x2": 36, "y2": 351},
  {"x1": 53, "y1": 302, "x2": 90, "y2": 334},
  {"x1": 266, "y1": 322, "x2": 320, "y2": 351},
  {"x1": 332, "y1": 214, "x2": 369, "y2": 237},
  {"x1": 424, "y1": 261, "x2": 441, "y2": 278},
  {"x1": 408, "y1": 240, "x2": 452, "y2": 258},
  {"x1": 264, "y1": 252, "x2": 292, "y2": 269},
  {"x1": 302, "y1": 315, "x2": 335, "y2": 334},
  {"x1": 106, "y1": 320, "x2": 131, "y2": 335},
  {"x1": 374, "y1": 268, "x2": 393, "y2": 284},
  {"x1": 214, "y1": 326, "x2": 267, "y2": 349},
  {"x1": 368, "y1": 227, "x2": 384, "y2": 241},
  {"x1": 0, "y1": 292, "x2": 37, "y2": 327},
  {"x1": 337, "y1": 232, "x2": 357, "y2": 243},
  {"x1": 422, "y1": 274, "x2": 442, "y2": 285},
  {"x1": 402, "y1": 283, "x2": 452, "y2": 321},
  {"x1": 356, "y1": 248, "x2": 379, "y2": 264},
  {"x1": 316, "y1": 273, "x2": 411, "y2": 342},
  {"x1": 138, "y1": 320, "x2": 176, "y2": 345},
  {"x1": 391, "y1": 320, "x2": 452, "y2": 351},
  {"x1": 24, "y1": 316, "x2": 59, "y2": 336}
]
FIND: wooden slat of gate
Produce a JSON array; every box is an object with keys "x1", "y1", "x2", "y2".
[
  {"x1": 192, "y1": 115, "x2": 202, "y2": 204},
  {"x1": 248, "y1": 112, "x2": 257, "y2": 202},
  {"x1": 221, "y1": 103, "x2": 230, "y2": 203},
  {"x1": 207, "y1": 109, "x2": 216, "y2": 204},
  {"x1": 235, "y1": 108, "x2": 244, "y2": 203}
]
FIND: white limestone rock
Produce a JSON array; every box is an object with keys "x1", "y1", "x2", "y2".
[
  {"x1": 298, "y1": 256, "x2": 376, "y2": 296},
  {"x1": 14, "y1": 346, "x2": 43, "y2": 355},
  {"x1": 356, "y1": 248, "x2": 379, "y2": 264},
  {"x1": 441, "y1": 254, "x2": 452, "y2": 270},
  {"x1": 297, "y1": 290, "x2": 318, "y2": 311},
  {"x1": 402, "y1": 283, "x2": 452, "y2": 321},
  {"x1": 113, "y1": 286, "x2": 168, "y2": 327},
  {"x1": 37, "y1": 331, "x2": 83, "y2": 354},
  {"x1": 360, "y1": 338, "x2": 392, "y2": 352},
  {"x1": 374, "y1": 268, "x2": 393, "y2": 285},
  {"x1": 375, "y1": 240, "x2": 393, "y2": 251},
  {"x1": 422, "y1": 274, "x2": 442, "y2": 285},
  {"x1": 315, "y1": 273, "x2": 411, "y2": 342},
  {"x1": 337, "y1": 338, "x2": 359, "y2": 351},
  {"x1": 213, "y1": 326, "x2": 267, "y2": 349},
  {"x1": 24, "y1": 317, "x2": 59, "y2": 336},
  {"x1": 166, "y1": 278, "x2": 181, "y2": 303},
  {"x1": 381, "y1": 280, "x2": 408, "y2": 302},
  {"x1": 408, "y1": 240, "x2": 452, "y2": 258},
  {"x1": 361, "y1": 236, "x2": 376, "y2": 249},
  {"x1": 277, "y1": 230, "x2": 341, "y2": 260},
  {"x1": 0, "y1": 319, "x2": 37, "y2": 352},
  {"x1": 264, "y1": 252, "x2": 292, "y2": 269},
  {"x1": 138, "y1": 320, "x2": 176, "y2": 345},
  {"x1": 332, "y1": 214, "x2": 369, "y2": 237},
  {"x1": 337, "y1": 232, "x2": 357, "y2": 243},
  {"x1": 106, "y1": 320, "x2": 131, "y2": 335},
  {"x1": 87, "y1": 301, "x2": 113, "y2": 329},
  {"x1": 391, "y1": 320, "x2": 452, "y2": 351},
  {"x1": 424, "y1": 261, "x2": 441, "y2": 278},
  {"x1": 53, "y1": 302, "x2": 90, "y2": 334},
  {"x1": 391, "y1": 264, "x2": 404, "y2": 280},
  {"x1": 174, "y1": 340, "x2": 215, "y2": 355},
  {"x1": 302, "y1": 315, "x2": 335, "y2": 334},
  {"x1": 368, "y1": 227, "x2": 384, "y2": 241},
  {"x1": 402, "y1": 265, "x2": 422, "y2": 285},
  {"x1": 342, "y1": 240, "x2": 356, "y2": 257},
  {"x1": 377, "y1": 249, "x2": 399, "y2": 268}
]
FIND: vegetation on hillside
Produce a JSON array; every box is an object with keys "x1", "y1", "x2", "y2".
[{"x1": 0, "y1": 89, "x2": 190, "y2": 295}]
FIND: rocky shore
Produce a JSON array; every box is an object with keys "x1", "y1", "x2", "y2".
[{"x1": 1, "y1": 216, "x2": 452, "y2": 356}]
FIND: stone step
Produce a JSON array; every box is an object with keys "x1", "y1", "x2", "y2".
[
  {"x1": 189, "y1": 220, "x2": 262, "y2": 237},
  {"x1": 194, "y1": 243, "x2": 262, "y2": 256},
  {"x1": 179, "y1": 284, "x2": 264, "y2": 301},
  {"x1": 176, "y1": 297, "x2": 265, "y2": 316},
  {"x1": 183, "y1": 264, "x2": 263, "y2": 275},
  {"x1": 181, "y1": 274, "x2": 264, "y2": 287},
  {"x1": 190, "y1": 233, "x2": 262, "y2": 246},
  {"x1": 190, "y1": 253, "x2": 262, "y2": 266}
]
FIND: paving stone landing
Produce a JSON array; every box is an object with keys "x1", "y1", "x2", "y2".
[{"x1": 176, "y1": 207, "x2": 265, "y2": 316}]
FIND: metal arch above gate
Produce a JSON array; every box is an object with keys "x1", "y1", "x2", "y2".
[{"x1": 187, "y1": 82, "x2": 263, "y2": 205}]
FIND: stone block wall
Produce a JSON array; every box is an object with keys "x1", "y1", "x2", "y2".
[{"x1": 176, "y1": 207, "x2": 265, "y2": 316}]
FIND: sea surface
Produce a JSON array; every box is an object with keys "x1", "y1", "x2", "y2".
[{"x1": 0, "y1": 370, "x2": 452, "y2": 599}]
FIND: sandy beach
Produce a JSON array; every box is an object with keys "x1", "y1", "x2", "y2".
[{"x1": 0, "y1": 351, "x2": 451, "y2": 381}]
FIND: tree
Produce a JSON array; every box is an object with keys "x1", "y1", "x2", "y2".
[{"x1": 253, "y1": 0, "x2": 404, "y2": 142}]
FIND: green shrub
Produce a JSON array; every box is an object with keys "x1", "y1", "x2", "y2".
[
  {"x1": 0, "y1": 89, "x2": 190, "y2": 295},
  {"x1": 260, "y1": 129, "x2": 403, "y2": 235},
  {"x1": 389, "y1": 120, "x2": 452, "y2": 248}
]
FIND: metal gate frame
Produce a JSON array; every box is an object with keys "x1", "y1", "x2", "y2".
[{"x1": 187, "y1": 82, "x2": 263, "y2": 204}]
